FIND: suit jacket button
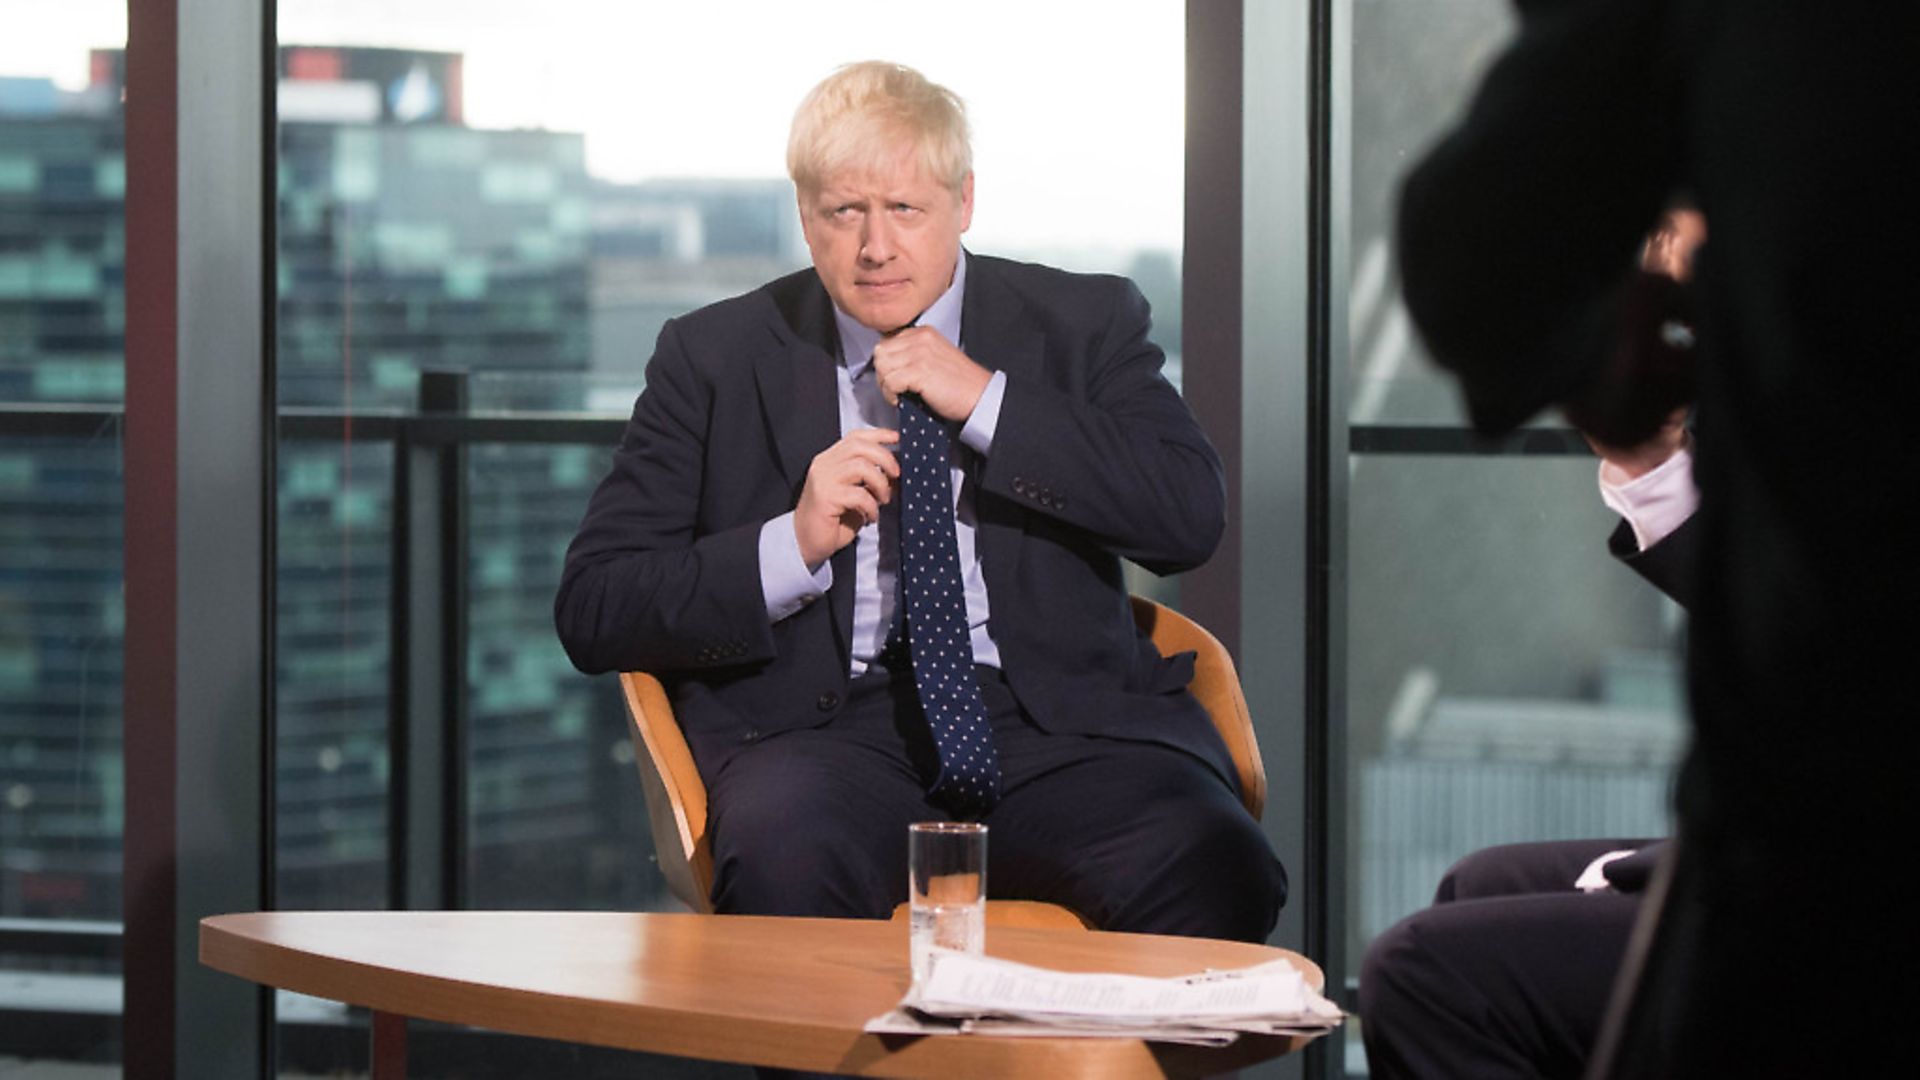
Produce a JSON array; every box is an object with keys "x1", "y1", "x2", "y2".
[
  {"x1": 816, "y1": 691, "x2": 839, "y2": 712},
  {"x1": 741, "y1": 728, "x2": 761, "y2": 743}
]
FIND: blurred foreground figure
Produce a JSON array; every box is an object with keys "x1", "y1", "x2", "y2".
[
  {"x1": 1395, "y1": 2, "x2": 1919, "y2": 1075},
  {"x1": 1360, "y1": 210, "x2": 1702, "y2": 1080}
]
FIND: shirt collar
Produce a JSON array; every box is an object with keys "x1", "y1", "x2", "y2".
[{"x1": 834, "y1": 249, "x2": 968, "y2": 376}]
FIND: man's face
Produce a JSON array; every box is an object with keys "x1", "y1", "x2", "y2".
[{"x1": 799, "y1": 154, "x2": 974, "y2": 332}]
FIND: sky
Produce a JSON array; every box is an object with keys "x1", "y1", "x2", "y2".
[{"x1": 2, "y1": 0, "x2": 1186, "y2": 256}]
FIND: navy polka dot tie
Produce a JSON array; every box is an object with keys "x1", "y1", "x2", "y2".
[{"x1": 896, "y1": 392, "x2": 1001, "y2": 817}]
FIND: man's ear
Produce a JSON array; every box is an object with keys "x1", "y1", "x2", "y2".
[{"x1": 958, "y1": 172, "x2": 975, "y2": 233}]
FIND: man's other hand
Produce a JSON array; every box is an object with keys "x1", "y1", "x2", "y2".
[
  {"x1": 794, "y1": 428, "x2": 899, "y2": 567},
  {"x1": 1586, "y1": 407, "x2": 1689, "y2": 482},
  {"x1": 873, "y1": 326, "x2": 992, "y2": 421}
]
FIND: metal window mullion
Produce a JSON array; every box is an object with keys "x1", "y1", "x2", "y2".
[{"x1": 123, "y1": 0, "x2": 272, "y2": 1076}]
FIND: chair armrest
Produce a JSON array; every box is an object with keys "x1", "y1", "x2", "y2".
[
  {"x1": 621, "y1": 672, "x2": 714, "y2": 913},
  {"x1": 1130, "y1": 596, "x2": 1266, "y2": 819}
]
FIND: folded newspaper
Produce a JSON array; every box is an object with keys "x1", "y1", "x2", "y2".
[{"x1": 865, "y1": 951, "x2": 1345, "y2": 1047}]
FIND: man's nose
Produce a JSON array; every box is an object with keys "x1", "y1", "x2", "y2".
[{"x1": 860, "y1": 214, "x2": 895, "y2": 263}]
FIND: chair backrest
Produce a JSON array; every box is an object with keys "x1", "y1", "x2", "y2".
[
  {"x1": 1127, "y1": 595, "x2": 1265, "y2": 820},
  {"x1": 619, "y1": 594, "x2": 1263, "y2": 915}
]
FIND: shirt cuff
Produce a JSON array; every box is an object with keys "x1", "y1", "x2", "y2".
[
  {"x1": 1575, "y1": 849, "x2": 1641, "y2": 892},
  {"x1": 759, "y1": 512, "x2": 831, "y2": 622},
  {"x1": 1597, "y1": 444, "x2": 1698, "y2": 552},
  {"x1": 957, "y1": 370, "x2": 1008, "y2": 455}
]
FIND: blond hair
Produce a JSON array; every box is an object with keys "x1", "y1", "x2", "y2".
[{"x1": 787, "y1": 61, "x2": 972, "y2": 196}]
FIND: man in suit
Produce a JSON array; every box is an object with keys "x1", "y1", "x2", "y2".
[
  {"x1": 1359, "y1": 429, "x2": 1696, "y2": 1078},
  {"x1": 1394, "y1": 1, "x2": 1919, "y2": 1073},
  {"x1": 556, "y1": 61, "x2": 1283, "y2": 941},
  {"x1": 1358, "y1": 209, "x2": 1703, "y2": 1079}
]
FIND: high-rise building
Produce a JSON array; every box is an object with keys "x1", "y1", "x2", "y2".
[
  {"x1": 4, "y1": 44, "x2": 831, "y2": 924},
  {"x1": 0, "y1": 88, "x2": 126, "y2": 921},
  {"x1": 5, "y1": 46, "x2": 674, "y2": 919}
]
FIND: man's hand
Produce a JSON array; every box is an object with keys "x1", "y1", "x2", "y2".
[
  {"x1": 1641, "y1": 208, "x2": 1707, "y2": 281},
  {"x1": 872, "y1": 326, "x2": 992, "y2": 422},
  {"x1": 794, "y1": 428, "x2": 899, "y2": 567},
  {"x1": 1586, "y1": 407, "x2": 1689, "y2": 482}
]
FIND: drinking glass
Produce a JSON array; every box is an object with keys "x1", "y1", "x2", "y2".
[{"x1": 908, "y1": 821, "x2": 987, "y2": 982}]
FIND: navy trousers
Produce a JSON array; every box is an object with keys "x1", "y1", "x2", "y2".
[
  {"x1": 1358, "y1": 838, "x2": 1659, "y2": 1080},
  {"x1": 703, "y1": 665, "x2": 1285, "y2": 944}
]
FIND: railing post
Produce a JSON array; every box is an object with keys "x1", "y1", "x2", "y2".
[{"x1": 390, "y1": 369, "x2": 469, "y2": 911}]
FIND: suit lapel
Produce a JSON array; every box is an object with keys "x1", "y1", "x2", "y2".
[
  {"x1": 757, "y1": 270, "x2": 858, "y2": 660},
  {"x1": 959, "y1": 254, "x2": 1043, "y2": 600},
  {"x1": 960, "y1": 252, "x2": 1044, "y2": 386},
  {"x1": 758, "y1": 274, "x2": 841, "y2": 492}
]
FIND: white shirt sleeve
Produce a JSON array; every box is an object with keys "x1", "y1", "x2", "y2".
[
  {"x1": 1597, "y1": 444, "x2": 1699, "y2": 552},
  {"x1": 957, "y1": 370, "x2": 1009, "y2": 455},
  {"x1": 758, "y1": 511, "x2": 832, "y2": 622}
]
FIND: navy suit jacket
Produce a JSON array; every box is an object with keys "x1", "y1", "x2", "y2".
[{"x1": 556, "y1": 252, "x2": 1234, "y2": 788}]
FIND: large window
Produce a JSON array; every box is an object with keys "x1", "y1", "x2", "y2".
[
  {"x1": 15, "y1": 5, "x2": 1681, "y2": 1074},
  {"x1": 0, "y1": 0, "x2": 128, "y2": 1069},
  {"x1": 268, "y1": 2, "x2": 1185, "y2": 1073},
  {"x1": 1336, "y1": 2, "x2": 1683, "y2": 1073}
]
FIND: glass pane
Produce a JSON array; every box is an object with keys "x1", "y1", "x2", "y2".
[
  {"x1": 272, "y1": 0, "x2": 1186, "y2": 416},
  {"x1": 0, "y1": 0, "x2": 128, "y2": 1067},
  {"x1": 465, "y1": 443, "x2": 652, "y2": 910},
  {"x1": 269, "y1": 1, "x2": 1182, "y2": 1070},
  {"x1": 1347, "y1": 0, "x2": 1513, "y2": 428},
  {"x1": 1340, "y1": 5, "x2": 1692, "y2": 1073},
  {"x1": 1343, "y1": 451, "x2": 1684, "y2": 1072},
  {"x1": 276, "y1": 439, "x2": 394, "y2": 912}
]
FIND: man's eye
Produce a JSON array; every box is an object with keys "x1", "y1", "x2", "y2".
[{"x1": 892, "y1": 203, "x2": 919, "y2": 214}]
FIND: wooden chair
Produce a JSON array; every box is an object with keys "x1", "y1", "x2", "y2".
[{"x1": 620, "y1": 595, "x2": 1264, "y2": 929}]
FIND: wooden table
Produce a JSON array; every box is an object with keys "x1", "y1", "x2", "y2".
[{"x1": 200, "y1": 910, "x2": 1326, "y2": 1078}]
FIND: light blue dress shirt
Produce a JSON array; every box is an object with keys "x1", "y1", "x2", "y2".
[{"x1": 757, "y1": 251, "x2": 1007, "y2": 674}]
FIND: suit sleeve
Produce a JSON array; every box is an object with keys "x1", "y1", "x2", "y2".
[
  {"x1": 1609, "y1": 513, "x2": 1698, "y2": 610},
  {"x1": 1397, "y1": 0, "x2": 1686, "y2": 435},
  {"x1": 553, "y1": 318, "x2": 779, "y2": 675},
  {"x1": 977, "y1": 279, "x2": 1226, "y2": 576}
]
